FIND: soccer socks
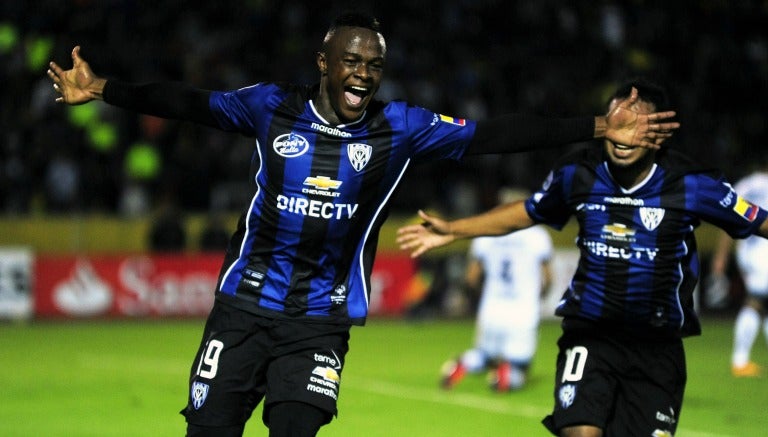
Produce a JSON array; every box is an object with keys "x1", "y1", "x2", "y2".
[{"x1": 732, "y1": 306, "x2": 760, "y2": 370}]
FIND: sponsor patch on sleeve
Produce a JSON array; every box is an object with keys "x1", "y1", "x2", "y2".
[
  {"x1": 439, "y1": 114, "x2": 466, "y2": 126},
  {"x1": 733, "y1": 196, "x2": 759, "y2": 221}
]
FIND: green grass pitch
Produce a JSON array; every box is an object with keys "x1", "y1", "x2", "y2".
[{"x1": 1, "y1": 317, "x2": 766, "y2": 436}]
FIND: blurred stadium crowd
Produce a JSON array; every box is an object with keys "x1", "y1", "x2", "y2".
[{"x1": 1, "y1": 1, "x2": 767, "y2": 218}]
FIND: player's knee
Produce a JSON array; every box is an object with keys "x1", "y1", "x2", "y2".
[{"x1": 559, "y1": 424, "x2": 603, "y2": 437}]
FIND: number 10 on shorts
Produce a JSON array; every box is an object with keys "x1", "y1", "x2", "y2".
[{"x1": 562, "y1": 346, "x2": 588, "y2": 382}]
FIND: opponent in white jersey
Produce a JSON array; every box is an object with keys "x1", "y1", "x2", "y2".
[
  {"x1": 441, "y1": 188, "x2": 553, "y2": 391},
  {"x1": 711, "y1": 170, "x2": 768, "y2": 377}
]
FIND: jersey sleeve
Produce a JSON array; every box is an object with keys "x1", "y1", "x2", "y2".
[
  {"x1": 524, "y1": 166, "x2": 574, "y2": 230},
  {"x1": 400, "y1": 103, "x2": 477, "y2": 163},
  {"x1": 690, "y1": 172, "x2": 768, "y2": 239},
  {"x1": 208, "y1": 83, "x2": 273, "y2": 136}
]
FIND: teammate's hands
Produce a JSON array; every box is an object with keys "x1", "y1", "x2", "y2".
[
  {"x1": 47, "y1": 46, "x2": 106, "y2": 105},
  {"x1": 396, "y1": 210, "x2": 455, "y2": 258},
  {"x1": 605, "y1": 87, "x2": 680, "y2": 149}
]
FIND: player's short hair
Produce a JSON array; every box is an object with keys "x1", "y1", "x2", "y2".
[
  {"x1": 609, "y1": 77, "x2": 671, "y2": 112},
  {"x1": 323, "y1": 12, "x2": 383, "y2": 48}
]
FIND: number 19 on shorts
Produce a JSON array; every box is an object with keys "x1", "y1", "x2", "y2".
[{"x1": 196, "y1": 339, "x2": 224, "y2": 379}]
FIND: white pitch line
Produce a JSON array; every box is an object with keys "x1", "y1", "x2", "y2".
[{"x1": 342, "y1": 376, "x2": 737, "y2": 437}]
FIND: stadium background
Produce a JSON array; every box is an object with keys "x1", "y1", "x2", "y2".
[{"x1": 1, "y1": 1, "x2": 768, "y2": 435}]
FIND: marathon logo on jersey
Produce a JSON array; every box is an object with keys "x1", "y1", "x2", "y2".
[
  {"x1": 348, "y1": 143, "x2": 372, "y2": 172},
  {"x1": 438, "y1": 114, "x2": 466, "y2": 126},
  {"x1": 273, "y1": 132, "x2": 310, "y2": 158},
  {"x1": 276, "y1": 195, "x2": 358, "y2": 220},
  {"x1": 640, "y1": 207, "x2": 665, "y2": 231},
  {"x1": 603, "y1": 196, "x2": 644, "y2": 206},
  {"x1": 191, "y1": 381, "x2": 210, "y2": 410},
  {"x1": 601, "y1": 223, "x2": 636, "y2": 243},
  {"x1": 733, "y1": 196, "x2": 759, "y2": 222},
  {"x1": 311, "y1": 122, "x2": 352, "y2": 138},
  {"x1": 303, "y1": 176, "x2": 342, "y2": 198}
]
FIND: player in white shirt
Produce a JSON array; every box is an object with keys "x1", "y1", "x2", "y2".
[
  {"x1": 710, "y1": 169, "x2": 768, "y2": 377},
  {"x1": 441, "y1": 188, "x2": 553, "y2": 391}
]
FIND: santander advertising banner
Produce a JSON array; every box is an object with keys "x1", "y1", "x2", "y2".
[{"x1": 33, "y1": 253, "x2": 415, "y2": 319}]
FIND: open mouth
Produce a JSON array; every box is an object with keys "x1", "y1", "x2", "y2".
[
  {"x1": 614, "y1": 143, "x2": 635, "y2": 150},
  {"x1": 344, "y1": 85, "x2": 369, "y2": 107}
]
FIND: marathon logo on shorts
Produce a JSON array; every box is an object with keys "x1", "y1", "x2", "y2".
[
  {"x1": 558, "y1": 383, "x2": 576, "y2": 409},
  {"x1": 191, "y1": 381, "x2": 210, "y2": 410}
]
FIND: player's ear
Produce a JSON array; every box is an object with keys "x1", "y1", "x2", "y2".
[{"x1": 317, "y1": 52, "x2": 328, "y2": 74}]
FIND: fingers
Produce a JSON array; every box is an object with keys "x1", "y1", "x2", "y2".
[
  {"x1": 625, "y1": 87, "x2": 638, "y2": 105},
  {"x1": 72, "y1": 46, "x2": 82, "y2": 65},
  {"x1": 647, "y1": 110, "x2": 677, "y2": 121},
  {"x1": 654, "y1": 121, "x2": 681, "y2": 131}
]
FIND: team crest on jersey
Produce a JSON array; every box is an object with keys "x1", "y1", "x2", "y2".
[
  {"x1": 273, "y1": 132, "x2": 310, "y2": 157},
  {"x1": 191, "y1": 381, "x2": 210, "y2": 410},
  {"x1": 640, "y1": 207, "x2": 665, "y2": 231},
  {"x1": 347, "y1": 143, "x2": 372, "y2": 172},
  {"x1": 559, "y1": 384, "x2": 576, "y2": 408}
]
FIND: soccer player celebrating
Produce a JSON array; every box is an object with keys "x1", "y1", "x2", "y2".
[
  {"x1": 48, "y1": 12, "x2": 678, "y2": 437},
  {"x1": 397, "y1": 78, "x2": 768, "y2": 436}
]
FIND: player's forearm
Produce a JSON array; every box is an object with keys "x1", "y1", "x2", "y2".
[
  {"x1": 449, "y1": 201, "x2": 532, "y2": 238},
  {"x1": 103, "y1": 79, "x2": 218, "y2": 127},
  {"x1": 467, "y1": 114, "x2": 594, "y2": 155},
  {"x1": 710, "y1": 230, "x2": 734, "y2": 274}
]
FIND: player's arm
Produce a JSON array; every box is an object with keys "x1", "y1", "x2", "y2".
[
  {"x1": 756, "y1": 216, "x2": 768, "y2": 240},
  {"x1": 467, "y1": 87, "x2": 678, "y2": 154},
  {"x1": 710, "y1": 230, "x2": 734, "y2": 276},
  {"x1": 397, "y1": 201, "x2": 535, "y2": 258},
  {"x1": 48, "y1": 46, "x2": 218, "y2": 127}
]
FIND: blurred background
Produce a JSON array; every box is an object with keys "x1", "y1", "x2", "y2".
[{"x1": 0, "y1": 0, "x2": 767, "y2": 319}]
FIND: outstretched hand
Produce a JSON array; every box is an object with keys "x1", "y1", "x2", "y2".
[
  {"x1": 396, "y1": 210, "x2": 455, "y2": 258},
  {"x1": 47, "y1": 46, "x2": 106, "y2": 105},
  {"x1": 605, "y1": 87, "x2": 680, "y2": 149}
]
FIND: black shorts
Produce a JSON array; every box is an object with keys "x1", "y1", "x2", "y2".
[
  {"x1": 542, "y1": 320, "x2": 686, "y2": 436},
  {"x1": 180, "y1": 300, "x2": 351, "y2": 428}
]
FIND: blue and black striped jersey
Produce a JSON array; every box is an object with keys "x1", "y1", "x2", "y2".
[
  {"x1": 207, "y1": 82, "x2": 475, "y2": 325},
  {"x1": 526, "y1": 146, "x2": 768, "y2": 337}
]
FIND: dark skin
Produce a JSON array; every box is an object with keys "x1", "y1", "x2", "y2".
[{"x1": 49, "y1": 27, "x2": 679, "y2": 148}]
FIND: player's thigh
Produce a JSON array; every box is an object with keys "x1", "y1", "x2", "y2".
[
  {"x1": 543, "y1": 333, "x2": 618, "y2": 433},
  {"x1": 263, "y1": 323, "x2": 350, "y2": 424},
  {"x1": 608, "y1": 340, "x2": 685, "y2": 437},
  {"x1": 183, "y1": 303, "x2": 272, "y2": 426}
]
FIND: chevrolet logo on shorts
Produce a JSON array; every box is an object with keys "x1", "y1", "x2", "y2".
[{"x1": 304, "y1": 176, "x2": 342, "y2": 190}]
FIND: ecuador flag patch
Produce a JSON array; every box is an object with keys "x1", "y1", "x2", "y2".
[{"x1": 733, "y1": 196, "x2": 759, "y2": 222}]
